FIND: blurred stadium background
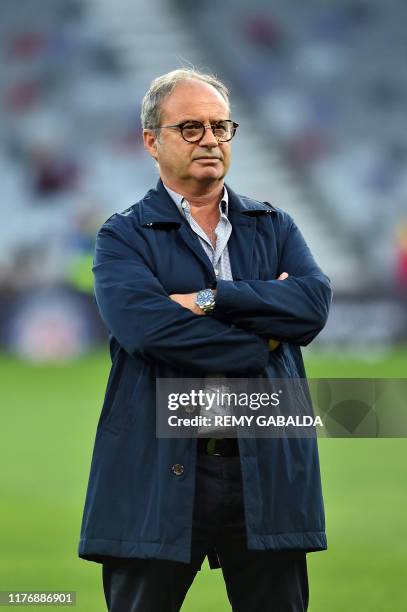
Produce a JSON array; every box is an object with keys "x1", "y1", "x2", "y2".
[{"x1": 0, "y1": 0, "x2": 406, "y2": 610}]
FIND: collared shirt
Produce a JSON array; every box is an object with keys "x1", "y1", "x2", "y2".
[{"x1": 164, "y1": 184, "x2": 233, "y2": 282}]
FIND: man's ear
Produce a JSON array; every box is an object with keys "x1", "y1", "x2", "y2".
[{"x1": 143, "y1": 129, "x2": 159, "y2": 160}]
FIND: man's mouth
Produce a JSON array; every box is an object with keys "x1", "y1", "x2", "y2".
[{"x1": 193, "y1": 157, "x2": 221, "y2": 161}]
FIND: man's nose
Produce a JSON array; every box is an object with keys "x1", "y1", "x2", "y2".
[{"x1": 198, "y1": 125, "x2": 219, "y2": 147}]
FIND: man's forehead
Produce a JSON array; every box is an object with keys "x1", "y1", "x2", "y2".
[{"x1": 160, "y1": 81, "x2": 230, "y2": 120}]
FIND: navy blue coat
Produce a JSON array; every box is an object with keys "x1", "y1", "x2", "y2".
[{"x1": 78, "y1": 179, "x2": 332, "y2": 568}]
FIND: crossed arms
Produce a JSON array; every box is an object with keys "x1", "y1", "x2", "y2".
[
  {"x1": 92, "y1": 215, "x2": 332, "y2": 375},
  {"x1": 169, "y1": 272, "x2": 289, "y2": 352}
]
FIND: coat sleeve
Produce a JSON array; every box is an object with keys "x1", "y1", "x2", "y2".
[
  {"x1": 92, "y1": 220, "x2": 269, "y2": 374},
  {"x1": 213, "y1": 216, "x2": 333, "y2": 346}
]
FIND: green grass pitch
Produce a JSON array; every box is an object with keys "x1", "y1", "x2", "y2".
[{"x1": 1, "y1": 346, "x2": 406, "y2": 611}]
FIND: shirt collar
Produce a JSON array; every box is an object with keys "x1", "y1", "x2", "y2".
[
  {"x1": 138, "y1": 179, "x2": 277, "y2": 228},
  {"x1": 164, "y1": 183, "x2": 229, "y2": 217}
]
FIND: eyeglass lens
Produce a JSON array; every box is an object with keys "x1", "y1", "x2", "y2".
[{"x1": 181, "y1": 121, "x2": 236, "y2": 142}]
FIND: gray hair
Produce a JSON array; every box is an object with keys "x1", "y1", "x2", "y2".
[{"x1": 140, "y1": 68, "x2": 230, "y2": 130}]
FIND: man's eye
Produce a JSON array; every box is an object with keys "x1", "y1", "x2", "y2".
[
  {"x1": 212, "y1": 122, "x2": 228, "y2": 133},
  {"x1": 183, "y1": 122, "x2": 202, "y2": 130}
]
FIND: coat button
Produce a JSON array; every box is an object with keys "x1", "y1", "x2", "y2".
[{"x1": 171, "y1": 463, "x2": 184, "y2": 476}]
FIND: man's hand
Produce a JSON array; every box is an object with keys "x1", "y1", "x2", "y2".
[
  {"x1": 268, "y1": 272, "x2": 289, "y2": 351},
  {"x1": 169, "y1": 292, "x2": 204, "y2": 315}
]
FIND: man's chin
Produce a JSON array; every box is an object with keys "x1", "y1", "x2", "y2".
[{"x1": 191, "y1": 168, "x2": 225, "y2": 183}]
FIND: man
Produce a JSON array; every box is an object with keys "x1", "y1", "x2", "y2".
[{"x1": 78, "y1": 68, "x2": 332, "y2": 611}]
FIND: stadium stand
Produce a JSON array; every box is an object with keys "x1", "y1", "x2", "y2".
[{"x1": 1, "y1": 0, "x2": 405, "y2": 295}]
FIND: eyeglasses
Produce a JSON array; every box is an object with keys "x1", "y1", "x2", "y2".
[{"x1": 157, "y1": 120, "x2": 239, "y2": 143}]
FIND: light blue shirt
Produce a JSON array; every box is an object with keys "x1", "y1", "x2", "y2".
[{"x1": 164, "y1": 184, "x2": 234, "y2": 282}]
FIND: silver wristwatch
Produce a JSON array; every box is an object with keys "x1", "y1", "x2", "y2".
[{"x1": 195, "y1": 288, "x2": 216, "y2": 313}]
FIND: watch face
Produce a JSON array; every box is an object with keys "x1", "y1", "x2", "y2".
[{"x1": 197, "y1": 289, "x2": 214, "y2": 309}]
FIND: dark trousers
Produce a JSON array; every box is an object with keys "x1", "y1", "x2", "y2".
[{"x1": 102, "y1": 453, "x2": 309, "y2": 612}]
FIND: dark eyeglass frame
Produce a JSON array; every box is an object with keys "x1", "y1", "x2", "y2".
[{"x1": 157, "y1": 119, "x2": 239, "y2": 143}]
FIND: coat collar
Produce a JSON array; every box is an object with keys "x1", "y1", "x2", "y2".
[{"x1": 139, "y1": 179, "x2": 277, "y2": 227}]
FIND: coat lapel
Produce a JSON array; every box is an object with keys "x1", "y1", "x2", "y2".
[
  {"x1": 227, "y1": 209, "x2": 256, "y2": 281},
  {"x1": 226, "y1": 184, "x2": 277, "y2": 281},
  {"x1": 178, "y1": 224, "x2": 217, "y2": 284},
  {"x1": 140, "y1": 179, "x2": 216, "y2": 284}
]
